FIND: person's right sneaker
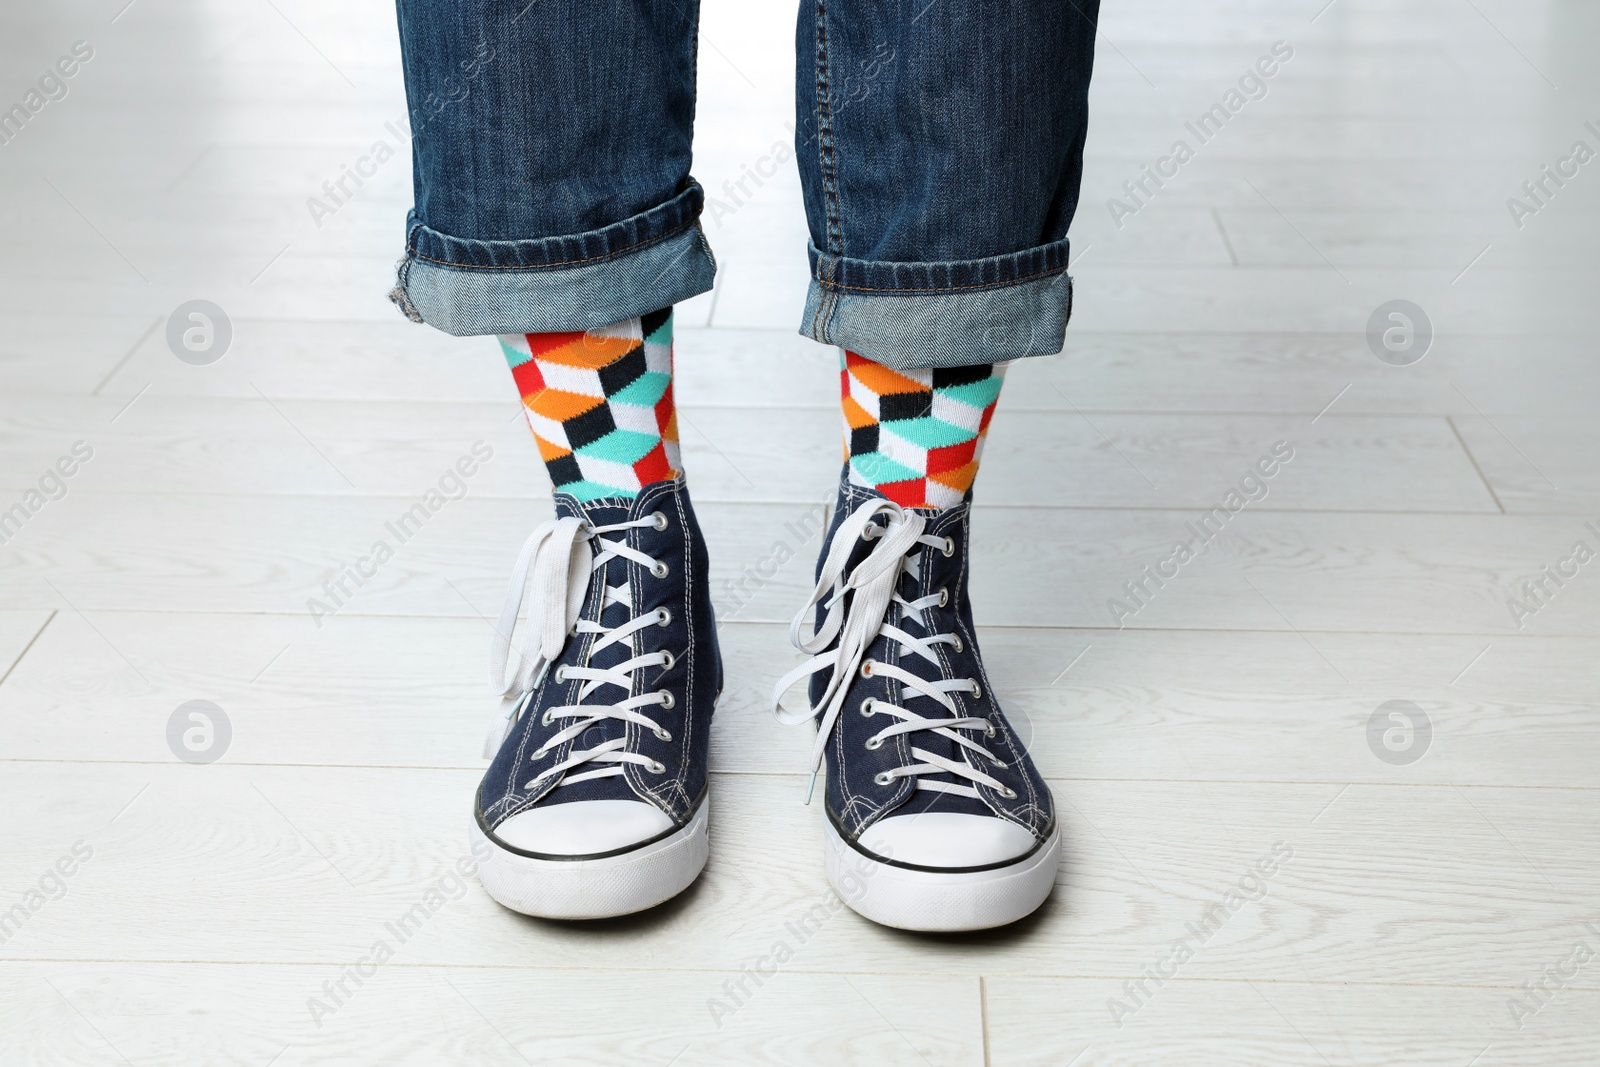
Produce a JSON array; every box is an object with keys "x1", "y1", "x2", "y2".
[{"x1": 772, "y1": 480, "x2": 1060, "y2": 932}]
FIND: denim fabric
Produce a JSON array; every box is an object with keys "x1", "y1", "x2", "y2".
[
  {"x1": 477, "y1": 479, "x2": 722, "y2": 842},
  {"x1": 392, "y1": 0, "x2": 1097, "y2": 367},
  {"x1": 391, "y1": 0, "x2": 715, "y2": 334},
  {"x1": 801, "y1": 256, "x2": 1074, "y2": 370},
  {"x1": 809, "y1": 477, "x2": 1055, "y2": 845},
  {"x1": 795, "y1": 0, "x2": 1099, "y2": 366},
  {"x1": 394, "y1": 203, "x2": 716, "y2": 335}
]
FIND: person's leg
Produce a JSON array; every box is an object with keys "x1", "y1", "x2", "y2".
[
  {"x1": 391, "y1": 1, "x2": 720, "y2": 920},
  {"x1": 839, "y1": 352, "x2": 1007, "y2": 509},
  {"x1": 498, "y1": 308, "x2": 680, "y2": 501},
  {"x1": 390, "y1": 0, "x2": 714, "y2": 334},
  {"x1": 773, "y1": 0, "x2": 1099, "y2": 932},
  {"x1": 794, "y1": 0, "x2": 1097, "y2": 367}
]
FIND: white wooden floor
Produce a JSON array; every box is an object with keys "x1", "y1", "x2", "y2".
[{"x1": 3, "y1": 0, "x2": 1599, "y2": 1063}]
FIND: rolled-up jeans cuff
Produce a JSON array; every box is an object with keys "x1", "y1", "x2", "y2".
[
  {"x1": 799, "y1": 238, "x2": 1074, "y2": 370},
  {"x1": 389, "y1": 181, "x2": 717, "y2": 336}
]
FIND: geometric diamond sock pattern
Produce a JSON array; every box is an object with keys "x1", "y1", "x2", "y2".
[
  {"x1": 498, "y1": 307, "x2": 681, "y2": 501},
  {"x1": 840, "y1": 350, "x2": 1007, "y2": 510}
]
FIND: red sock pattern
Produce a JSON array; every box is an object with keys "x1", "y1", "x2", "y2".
[
  {"x1": 840, "y1": 351, "x2": 1007, "y2": 510},
  {"x1": 498, "y1": 308, "x2": 680, "y2": 500}
]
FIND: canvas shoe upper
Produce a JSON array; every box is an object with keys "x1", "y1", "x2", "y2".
[
  {"x1": 772, "y1": 478, "x2": 1059, "y2": 929},
  {"x1": 471, "y1": 477, "x2": 721, "y2": 917}
]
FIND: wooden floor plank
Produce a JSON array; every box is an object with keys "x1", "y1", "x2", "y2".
[
  {"x1": 3, "y1": 763, "x2": 1596, "y2": 991},
  {"x1": 0, "y1": 963, "x2": 984, "y2": 1067},
  {"x1": 0, "y1": 395, "x2": 1503, "y2": 514},
  {"x1": 984, "y1": 976, "x2": 1600, "y2": 1067},
  {"x1": 4, "y1": 614, "x2": 1597, "y2": 791},
  {"x1": 5, "y1": 494, "x2": 1598, "y2": 633}
]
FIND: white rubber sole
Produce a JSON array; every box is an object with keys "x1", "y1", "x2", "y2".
[
  {"x1": 824, "y1": 817, "x2": 1060, "y2": 932},
  {"x1": 472, "y1": 799, "x2": 709, "y2": 920}
]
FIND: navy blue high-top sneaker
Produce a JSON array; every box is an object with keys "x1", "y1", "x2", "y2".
[
  {"x1": 772, "y1": 479, "x2": 1059, "y2": 931},
  {"x1": 474, "y1": 476, "x2": 721, "y2": 919}
]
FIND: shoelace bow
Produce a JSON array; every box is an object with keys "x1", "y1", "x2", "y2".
[
  {"x1": 771, "y1": 499, "x2": 1012, "y2": 804},
  {"x1": 487, "y1": 513, "x2": 676, "y2": 791}
]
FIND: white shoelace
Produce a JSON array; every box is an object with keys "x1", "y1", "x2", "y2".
[
  {"x1": 771, "y1": 499, "x2": 1012, "y2": 804},
  {"x1": 486, "y1": 513, "x2": 676, "y2": 791}
]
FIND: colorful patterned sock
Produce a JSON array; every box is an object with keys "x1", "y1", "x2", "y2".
[
  {"x1": 840, "y1": 351, "x2": 1008, "y2": 510},
  {"x1": 499, "y1": 308, "x2": 680, "y2": 501}
]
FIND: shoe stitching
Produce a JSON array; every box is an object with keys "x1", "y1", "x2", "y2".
[
  {"x1": 672, "y1": 482, "x2": 696, "y2": 816},
  {"x1": 492, "y1": 570, "x2": 601, "y2": 827},
  {"x1": 944, "y1": 507, "x2": 1047, "y2": 836}
]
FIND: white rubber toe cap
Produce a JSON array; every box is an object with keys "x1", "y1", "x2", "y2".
[
  {"x1": 492, "y1": 799, "x2": 674, "y2": 857},
  {"x1": 856, "y1": 811, "x2": 1038, "y2": 868}
]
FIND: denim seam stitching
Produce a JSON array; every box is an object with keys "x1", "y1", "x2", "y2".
[
  {"x1": 818, "y1": 257, "x2": 842, "y2": 344},
  {"x1": 813, "y1": 0, "x2": 843, "y2": 258},
  {"x1": 809, "y1": 259, "x2": 829, "y2": 344},
  {"x1": 693, "y1": 220, "x2": 717, "y2": 275},
  {"x1": 815, "y1": 262, "x2": 1071, "y2": 295},
  {"x1": 406, "y1": 216, "x2": 702, "y2": 272}
]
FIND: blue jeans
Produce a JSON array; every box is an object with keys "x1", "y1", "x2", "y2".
[{"x1": 390, "y1": 0, "x2": 1099, "y2": 370}]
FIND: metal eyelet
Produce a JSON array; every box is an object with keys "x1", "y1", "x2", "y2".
[
  {"x1": 648, "y1": 760, "x2": 667, "y2": 774},
  {"x1": 530, "y1": 747, "x2": 546, "y2": 761},
  {"x1": 659, "y1": 650, "x2": 676, "y2": 671},
  {"x1": 656, "y1": 608, "x2": 672, "y2": 627},
  {"x1": 860, "y1": 699, "x2": 876, "y2": 717},
  {"x1": 985, "y1": 722, "x2": 996, "y2": 737},
  {"x1": 873, "y1": 771, "x2": 894, "y2": 786},
  {"x1": 658, "y1": 690, "x2": 675, "y2": 710},
  {"x1": 990, "y1": 758, "x2": 1007, "y2": 769},
  {"x1": 651, "y1": 560, "x2": 669, "y2": 579},
  {"x1": 540, "y1": 709, "x2": 554, "y2": 727},
  {"x1": 970, "y1": 682, "x2": 983, "y2": 701},
  {"x1": 860, "y1": 660, "x2": 875, "y2": 678},
  {"x1": 998, "y1": 785, "x2": 1017, "y2": 799},
  {"x1": 865, "y1": 736, "x2": 883, "y2": 751},
  {"x1": 654, "y1": 727, "x2": 673, "y2": 742},
  {"x1": 952, "y1": 634, "x2": 964, "y2": 653},
  {"x1": 651, "y1": 511, "x2": 669, "y2": 531},
  {"x1": 937, "y1": 587, "x2": 948, "y2": 608},
  {"x1": 941, "y1": 536, "x2": 955, "y2": 557}
]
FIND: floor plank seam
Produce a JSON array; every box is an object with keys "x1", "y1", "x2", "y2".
[
  {"x1": 7, "y1": 761, "x2": 1599, "y2": 792},
  {"x1": 0, "y1": 958, "x2": 1592, "y2": 993},
  {"x1": 1445, "y1": 413, "x2": 1509, "y2": 514},
  {"x1": 0, "y1": 610, "x2": 56, "y2": 690},
  {"x1": 7, "y1": 608, "x2": 1585, "y2": 639}
]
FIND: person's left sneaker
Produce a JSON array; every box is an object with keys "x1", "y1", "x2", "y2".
[
  {"x1": 772, "y1": 480, "x2": 1060, "y2": 932},
  {"x1": 473, "y1": 476, "x2": 721, "y2": 919}
]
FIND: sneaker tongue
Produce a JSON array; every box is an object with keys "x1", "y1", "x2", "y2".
[{"x1": 554, "y1": 492, "x2": 635, "y2": 526}]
